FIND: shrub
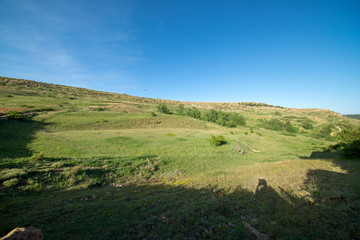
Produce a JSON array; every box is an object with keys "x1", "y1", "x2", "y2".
[
  {"x1": 216, "y1": 112, "x2": 233, "y2": 127},
  {"x1": 203, "y1": 109, "x2": 219, "y2": 122},
  {"x1": 34, "y1": 107, "x2": 56, "y2": 112},
  {"x1": 21, "y1": 105, "x2": 35, "y2": 108},
  {"x1": 3, "y1": 178, "x2": 19, "y2": 188},
  {"x1": 338, "y1": 125, "x2": 360, "y2": 144},
  {"x1": 260, "y1": 118, "x2": 284, "y2": 131},
  {"x1": 209, "y1": 135, "x2": 227, "y2": 146},
  {"x1": 343, "y1": 140, "x2": 360, "y2": 157},
  {"x1": 175, "y1": 104, "x2": 185, "y2": 115},
  {"x1": 7, "y1": 111, "x2": 32, "y2": 121},
  {"x1": 31, "y1": 152, "x2": 44, "y2": 161},
  {"x1": 215, "y1": 112, "x2": 245, "y2": 128},
  {"x1": 311, "y1": 124, "x2": 333, "y2": 140},
  {"x1": 302, "y1": 121, "x2": 314, "y2": 129},
  {"x1": 228, "y1": 112, "x2": 246, "y2": 127},
  {"x1": 185, "y1": 107, "x2": 201, "y2": 119},
  {"x1": 329, "y1": 126, "x2": 360, "y2": 157},
  {"x1": 284, "y1": 121, "x2": 297, "y2": 133},
  {"x1": 0, "y1": 169, "x2": 27, "y2": 181},
  {"x1": 157, "y1": 103, "x2": 171, "y2": 114}
]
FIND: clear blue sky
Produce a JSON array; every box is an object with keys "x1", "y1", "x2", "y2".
[{"x1": 1, "y1": 0, "x2": 359, "y2": 114}]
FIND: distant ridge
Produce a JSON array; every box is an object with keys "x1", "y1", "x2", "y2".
[{"x1": 344, "y1": 114, "x2": 360, "y2": 120}]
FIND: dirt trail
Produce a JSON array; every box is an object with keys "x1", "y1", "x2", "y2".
[{"x1": 331, "y1": 126, "x2": 342, "y2": 136}]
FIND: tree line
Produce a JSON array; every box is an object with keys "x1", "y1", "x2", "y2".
[{"x1": 156, "y1": 103, "x2": 246, "y2": 128}]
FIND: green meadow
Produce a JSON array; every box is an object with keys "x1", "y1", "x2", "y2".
[{"x1": 1, "y1": 77, "x2": 360, "y2": 239}]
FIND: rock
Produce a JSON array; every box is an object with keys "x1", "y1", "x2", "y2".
[{"x1": 0, "y1": 227, "x2": 43, "y2": 240}]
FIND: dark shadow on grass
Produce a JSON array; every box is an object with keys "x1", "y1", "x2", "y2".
[
  {"x1": 302, "y1": 159, "x2": 360, "y2": 239},
  {"x1": 297, "y1": 147, "x2": 360, "y2": 238},
  {"x1": 1, "y1": 149, "x2": 360, "y2": 239},
  {"x1": 0, "y1": 119, "x2": 48, "y2": 159},
  {"x1": 1, "y1": 167, "x2": 360, "y2": 240},
  {"x1": 300, "y1": 140, "x2": 360, "y2": 160}
]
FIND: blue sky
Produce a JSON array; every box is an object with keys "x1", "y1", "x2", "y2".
[{"x1": 0, "y1": 0, "x2": 359, "y2": 114}]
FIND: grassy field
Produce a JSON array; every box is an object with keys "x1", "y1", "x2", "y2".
[{"x1": 1, "y1": 77, "x2": 360, "y2": 239}]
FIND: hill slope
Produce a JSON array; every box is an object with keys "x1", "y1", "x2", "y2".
[{"x1": 1, "y1": 76, "x2": 360, "y2": 239}]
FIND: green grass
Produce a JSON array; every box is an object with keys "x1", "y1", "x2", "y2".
[{"x1": 1, "y1": 76, "x2": 360, "y2": 239}]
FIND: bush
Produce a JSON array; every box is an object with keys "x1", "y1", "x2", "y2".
[
  {"x1": 3, "y1": 178, "x2": 19, "y2": 188},
  {"x1": 216, "y1": 112, "x2": 246, "y2": 128},
  {"x1": 0, "y1": 169, "x2": 27, "y2": 181},
  {"x1": 302, "y1": 121, "x2": 314, "y2": 130},
  {"x1": 311, "y1": 124, "x2": 333, "y2": 140},
  {"x1": 338, "y1": 125, "x2": 360, "y2": 144},
  {"x1": 175, "y1": 104, "x2": 185, "y2": 115},
  {"x1": 209, "y1": 135, "x2": 227, "y2": 146},
  {"x1": 94, "y1": 107, "x2": 106, "y2": 111},
  {"x1": 176, "y1": 106, "x2": 246, "y2": 128},
  {"x1": 284, "y1": 121, "x2": 297, "y2": 133},
  {"x1": 157, "y1": 103, "x2": 171, "y2": 114},
  {"x1": 228, "y1": 112, "x2": 246, "y2": 127},
  {"x1": 7, "y1": 111, "x2": 33, "y2": 121},
  {"x1": 329, "y1": 126, "x2": 360, "y2": 157},
  {"x1": 31, "y1": 152, "x2": 44, "y2": 161},
  {"x1": 203, "y1": 109, "x2": 219, "y2": 122},
  {"x1": 34, "y1": 107, "x2": 56, "y2": 112},
  {"x1": 260, "y1": 118, "x2": 284, "y2": 131},
  {"x1": 185, "y1": 107, "x2": 201, "y2": 119},
  {"x1": 344, "y1": 140, "x2": 360, "y2": 157}
]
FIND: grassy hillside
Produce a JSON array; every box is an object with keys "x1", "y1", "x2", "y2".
[{"x1": 1, "y1": 76, "x2": 360, "y2": 239}]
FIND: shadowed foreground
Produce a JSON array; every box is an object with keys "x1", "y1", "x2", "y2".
[{"x1": 1, "y1": 158, "x2": 359, "y2": 240}]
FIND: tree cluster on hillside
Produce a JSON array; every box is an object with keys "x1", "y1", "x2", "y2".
[
  {"x1": 259, "y1": 118, "x2": 297, "y2": 133},
  {"x1": 156, "y1": 103, "x2": 246, "y2": 128},
  {"x1": 239, "y1": 102, "x2": 284, "y2": 108}
]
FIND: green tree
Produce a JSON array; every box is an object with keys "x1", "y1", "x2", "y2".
[
  {"x1": 209, "y1": 135, "x2": 227, "y2": 146},
  {"x1": 185, "y1": 107, "x2": 201, "y2": 119},
  {"x1": 175, "y1": 104, "x2": 185, "y2": 115},
  {"x1": 202, "y1": 109, "x2": 219, "y2": 122},
  {"x1": 157, "y1": 103, "x2": 171, "y2": 114},
  {"x1": 284, "y1": 121, "x2": 297, "y2": 133}
]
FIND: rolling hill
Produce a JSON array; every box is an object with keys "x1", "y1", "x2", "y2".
[{"x1": 1, "y1": 76, "x2": 359, "y2": 239}]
